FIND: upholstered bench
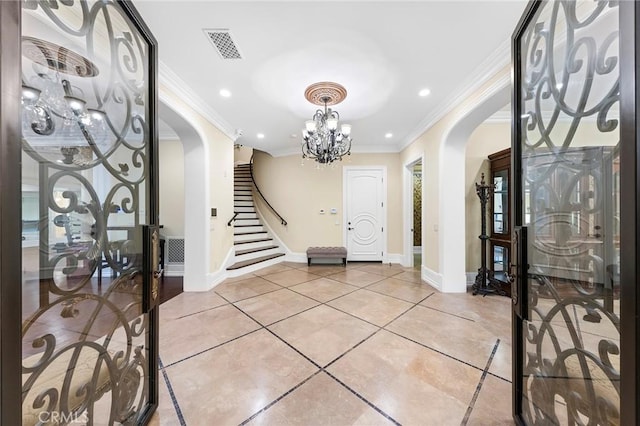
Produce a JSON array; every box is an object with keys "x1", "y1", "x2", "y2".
[{"x1": 306, "y1": 246, "x2": 347, "y2": 266}]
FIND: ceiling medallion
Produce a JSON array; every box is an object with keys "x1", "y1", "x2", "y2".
[
  {"x1": 22, "y1": 36, "x2": 99, "y2": 77},
  {"x1": 301, "y1": 82, "x2": 352, "y2": 165},
  {"x1": 304, "y1": 82, "x2": 347, "y2": 106}
]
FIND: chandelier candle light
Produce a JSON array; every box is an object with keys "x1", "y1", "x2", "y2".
[{"x1": 301, "y1": 82, "x2": 352, "y2": 164}]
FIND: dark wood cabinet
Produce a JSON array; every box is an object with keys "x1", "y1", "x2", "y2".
[{"x1": 488, "y1": 148, "x2": 511, "y2": 295}]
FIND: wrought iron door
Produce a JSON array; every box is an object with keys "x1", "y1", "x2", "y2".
[
  {"x1": 509, "y1": 0, "x2": 640, "y2": 424},
  {"x1": 19, "y1": 1, "x2": 159, "y2": 424}
]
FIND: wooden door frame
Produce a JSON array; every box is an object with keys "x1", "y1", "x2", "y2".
[
  {"x1": 403, "y1": 155, "x2": 423, "y2": 268},
  {"x1": 343, "y1": 166, "x2": 387, "y2": 262},
  {"x1": 511, "y1": 1, "x2": 640, "y2": 424}
]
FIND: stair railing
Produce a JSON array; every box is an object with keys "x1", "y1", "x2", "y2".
[
  {"x1": 227, "y1": 212, "x2": 238, "y2": 227},
  {"x1": 249, "y1": 154, "x2": 288, "y2": 226}
]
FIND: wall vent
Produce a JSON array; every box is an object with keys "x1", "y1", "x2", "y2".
[
  {"x1": 204, "y1": 29, "x2": 242, "y2": 59},
  {"x1": 166, "y1": 237, "x2": 185, "y2": 263}
]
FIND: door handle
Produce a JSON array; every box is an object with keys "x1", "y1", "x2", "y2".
[
  {"x1": 512, "y1": 226, "x2": 528, "y2": 320},
  {"x1": 143, "y1": 225, "x2": 161, "y2": 313}
]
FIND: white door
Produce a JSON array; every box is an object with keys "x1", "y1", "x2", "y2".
[{"x1": 344, "y1": 168, "x2": 385, "y2": 261}]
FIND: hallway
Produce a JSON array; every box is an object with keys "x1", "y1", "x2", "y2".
[{"x1": 150, "y1": 262, "x2": 513, "y2": 425}]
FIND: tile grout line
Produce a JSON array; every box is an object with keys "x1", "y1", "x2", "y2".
[
  {"x1": 419, "y1": 305, "x2": 477, "y2": 322},
  {"x1": 165, "y1": 265, "x2": 470, "y2": 424},
  {"x1": 173, "y1": 300, "x2": 235, "y2": 321},
  {"x1": 461, "y1": 338, "x2": 501, "y2": 425},
  {"x1": 215, "y1": 285, "x2": 285, "y2": 305},
  {"x1": 237, "y1": 370, "x2": 324, "y2": 425},
  {"x1": 229, "y1": 301, "x2": 323, "y2": 369},
  {"x1": 163, "y1": 292, "x2": 265, "y2": 368},
  {"x1": 162, "y1": 326, "x2": 264, "y2": 369},
  {"x1": 214, "y1": 277, "x2": 288, "y2": 304},
  {"x1": 158, "y1": 357, "x2": 187, "y2": 426},
  {"x1": 322, "y1": 329, "x2": 382, "y2": 369},
  {"x1": 286, "y1": 281, "x2": 362, "y2": 304},
  {"x1": 487, "y1": 371, "x2": 511, "y2": 384},
  {"x1": 232, "y1": 298, "x2": 403, "y2": 425},
  {"x1": 324, "y1": 370, "x2": 402, "y2": 426},
  {"x1": 178, "y1": 265, "x2": 432, "y2": 423},
  {"x1": 165, "y1": 290, "x2": 320, "y2": 368},
  {"x1": 255, "y1": 279, "x2": 503, "y2": 386},
  {"x1": 383, "y1": 328, "x2": 487, "y2": 374}
]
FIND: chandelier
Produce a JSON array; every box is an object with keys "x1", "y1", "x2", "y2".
[
  {"x1": 301, "y1": 82, "x2": 352, "y2": 164},
  {"x1": 20, "y1": 37, "x2": 113, "y2": 164}
]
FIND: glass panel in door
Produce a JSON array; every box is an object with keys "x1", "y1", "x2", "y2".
[
  {"x1": 514, "y1": 0, "x2": 620, "y2": 424},
  {"x1": 20, "y1": 1, "x2": 158, "y2": 424},
  {"x1": 493, "y1": 169, "x2": 508, "y2": 234}
]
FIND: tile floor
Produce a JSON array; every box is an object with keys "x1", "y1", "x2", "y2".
[{"x1": 150, "y1": 261, "x2": 514, "y2": 426}]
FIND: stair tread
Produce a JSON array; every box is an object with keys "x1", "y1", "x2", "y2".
[
  {"x1": 234, "y1": 237, "x2": 273, "y2": 245},
  {"x1": 235, "y1": 245, "x2": 280, "y2": 256},
  {"x1": 234, "y1": 224, "x2": 262, "y2": 228},
  {"x1": 234, "y1": 230, "x2": 267, "y2": 235},
  {"x1": 227, "y1": 253, "x2": 285, "y2": 270}
]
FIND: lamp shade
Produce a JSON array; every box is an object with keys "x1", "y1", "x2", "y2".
[{"x1": 341, "y1": 124, "x2": 351, "y2": 136}]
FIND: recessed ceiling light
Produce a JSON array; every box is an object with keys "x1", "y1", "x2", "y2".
[
  {"x1": 419, "y1": 88, "x2": 431, "y2": 97},
  {"x1": 257, "y1": 133, "x2": 265, "y2": 139},
  {"x1": 219, "y1": 89, "x2": 231, "y2": 98},
  {"x1": 385, "y1": 133, "x2": 393, "y2": 138},
  {"x1": 290, "y1": 133, "x2": 297, "y2": 138}
]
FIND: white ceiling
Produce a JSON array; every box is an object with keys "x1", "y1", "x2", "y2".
[{"x1": 134, "y1": 1, "x2": 527, "y2": 155}]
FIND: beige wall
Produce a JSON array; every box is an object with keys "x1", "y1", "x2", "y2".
[
  {"x1": 252, "y1": 151, "x2": 403, "y2": 255},
  {"x1": 400, "y1": 65, "x2": 511, "y2": 275},
  {"x1": 234, "y1": 145, "x2": 253, "y2": 164},
  {"x1": 464, "y1": 122, "x2": 510, "y2": 272},
  {"x1": 159, "y1": 83, "x2": 235, "y2": 276},
  {"x1": 159, "y1": 139, "x2": 185, "y2": 237},
  {"x1": 208, "y1": 132, "x2": 234, "y2": 273}
]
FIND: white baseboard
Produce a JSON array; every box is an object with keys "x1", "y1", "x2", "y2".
[
  {"x1": 422, "y1": 266, "x2": 442, "y2": 291},
  {"x1": 164, "y1": 263, "x2": 184, "y2": 277},
  {"x1": 466, "y1": 272, "x2": 476, "y2": 286},
  {"x1": 208, "y1": 246, "x2": 237, "y2": 286},
  {"x1": 207, "y1": 269, "x2": 228, "y2": 289},
  {"x1": 387, "y1": 253, "x2": 404, "y2": 264},
  {"x1": 285, "y1": 252, "x2": 308, "y2": 264}
]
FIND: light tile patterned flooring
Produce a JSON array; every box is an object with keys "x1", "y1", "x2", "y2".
[{"x1": 150, "y1": 262, "x2": 513, "y2": 425}]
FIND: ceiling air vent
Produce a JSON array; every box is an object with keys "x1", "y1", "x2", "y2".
[{"x1": 204, "y1": 29, "x2": 242, "y2": 59}]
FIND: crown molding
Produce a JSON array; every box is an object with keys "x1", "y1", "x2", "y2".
[
  {"x1": 158, "y1": 61, "x2": 238, "y2": 141},
  {"x1": 398, "y1": 36, "x2": 512, "y2": 152}
]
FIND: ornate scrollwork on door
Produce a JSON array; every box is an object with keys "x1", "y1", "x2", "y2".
[
  {"x1": 519, "y1": 1, "x2": 620, "y2": 424},
  {"x1": 21, "y1": 1, "x2": 152, "y2": 424}
]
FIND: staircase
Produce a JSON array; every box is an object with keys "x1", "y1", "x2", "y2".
[{"x1": 226, "y1": 163, "x2": 285, "y2": 272}]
